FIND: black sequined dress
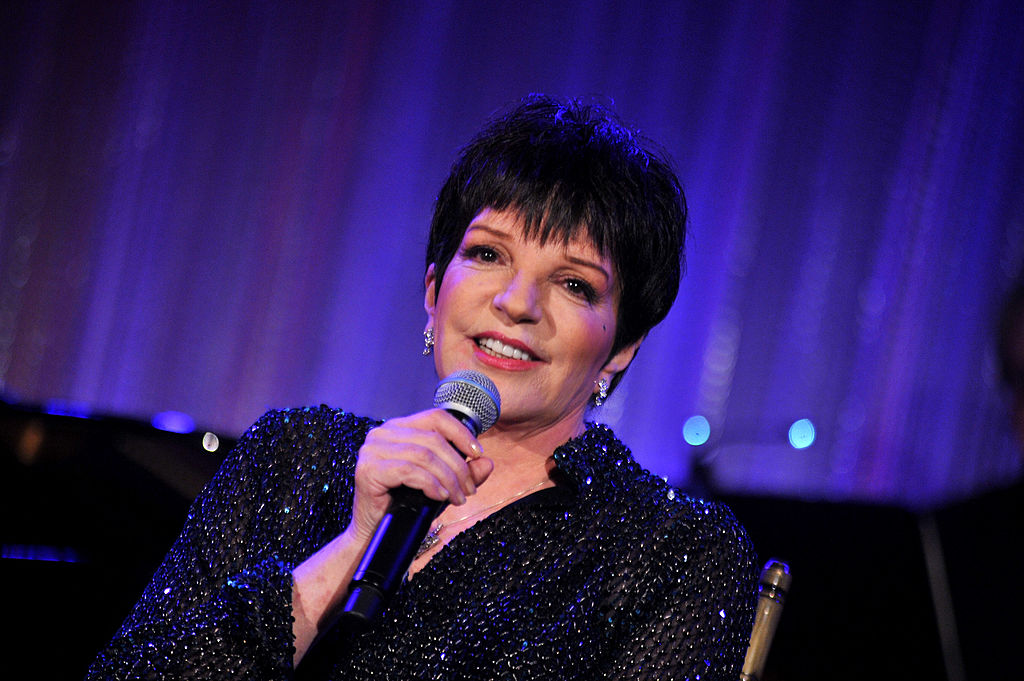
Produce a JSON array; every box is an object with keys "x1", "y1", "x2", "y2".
[{"x1": 87, "y1": 406, "x2": 758, "y2": 680}]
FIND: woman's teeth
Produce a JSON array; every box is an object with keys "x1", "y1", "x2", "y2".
[{"x1": 477, "y1": 337, "x2": 534, "y2": 361}]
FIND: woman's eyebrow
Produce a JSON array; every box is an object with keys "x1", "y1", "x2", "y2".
[
  {"x1": 466, "y1": 223, "x2": 610, "y2": 281},
  {"x1": 464, "y1": 224, "x2": 510, "y2": 239},
  {"x1": 565, "y1": 254, "x2": 610, "y2": 282}
]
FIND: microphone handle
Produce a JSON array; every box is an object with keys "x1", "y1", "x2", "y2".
[
  {"x1": 296, "y1": 490, "x2": 443, "y2": 679},
  {"x1": 339, "y1": 408, "x2": 480, "y2": 625},
  {"x1": 338, "y1": 486, "x2": 443, "y2": 625},
  {"x1": 298, "y1": 378, "x2": 496, "y2": 676}
]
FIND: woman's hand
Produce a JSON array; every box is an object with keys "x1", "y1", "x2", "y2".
[
  {"x1": 292, "y1": 408, "x2": 493, "y2": 664},
  {"x1": 347, "y1": 408, "x2": 494, "y2": 543}
]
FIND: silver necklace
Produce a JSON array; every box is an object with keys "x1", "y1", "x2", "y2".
[{"x1": 415, "y1": 479, "x2": 551, "y2": 558}]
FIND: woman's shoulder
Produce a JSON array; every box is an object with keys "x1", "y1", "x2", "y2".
[
  {"x1": 608, "y1": 474, "x2": 758, "y2": 607},
  {"x1": 562, "y1": 423, "x2": 754, "y2": 560},
  {"x1": 556, "y1": 426, "x2": 758, "y2": 633},
  {"x1": 222, "y1": 405, "x2": 380, "y2": 477},
  {"x1": 625, "y1": 468, "x2": 752, "y2": 548},
  {"x1": 196, "y1": 406, "x2": 378, "y2": 532},
  {"x1": 244, "y1": 404, "x2": 380, "y2": 440}
]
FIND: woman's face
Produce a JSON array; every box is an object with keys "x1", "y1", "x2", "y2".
[{"x1": 425, "y1": 207, "x2": 639, "y2": 435}]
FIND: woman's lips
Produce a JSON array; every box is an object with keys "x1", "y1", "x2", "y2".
[
  {"x1": 472, "y1": 334, "x2": 542, "y2": 371},
  {"x1": 476, "y1": 336, "x2": 537, "y2": 361}
]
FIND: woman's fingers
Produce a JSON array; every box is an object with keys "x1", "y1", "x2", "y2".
[
  {"x1": 347, "y1": 408, "x2": 491, "y2": 540},
  {"x1": 366, "y1": 446, "x2": 468, "y2": 504},
  {"x1": 467, "y1": 456, "x2": 494, "y2": 488},
  {"x1": 382, "y1": 408, "x2": 485, "y2": 464},
  {"x1": 353, "y1": 408, "x2": 486, "y2": 512}
]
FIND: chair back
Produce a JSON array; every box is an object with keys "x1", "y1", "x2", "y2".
[{"x1": 740, "y1": 558, "x2": 791, "y2": 681}]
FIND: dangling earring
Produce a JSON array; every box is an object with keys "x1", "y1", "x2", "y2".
[
  {"x1": 594, "y1": 377, "x2": 609, "y2": 406},
  {"x1": 422, "y1": 328, "x2": 435, "y2": 356}
]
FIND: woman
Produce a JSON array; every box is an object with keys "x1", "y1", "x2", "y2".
[{"x1": 88, "y1": 95, "x2": 758, "y2": 680}]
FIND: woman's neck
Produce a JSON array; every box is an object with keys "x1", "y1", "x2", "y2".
[
  {"x1": 444, "y1": 418, "x2": 575, "y2": 519},
  {"x1": 405, "y1": 425, "x2": 568, "y2": 578},
  {"x1": 404, "y1": 412, "x2": 584, "y2": 578},
  {"x1": 480, "y1": 411, "x2": 585, "y2": 466}
]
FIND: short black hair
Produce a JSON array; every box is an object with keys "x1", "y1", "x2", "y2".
[{"x1": 426, "y1": 94, "x2": 687, "y2": 394}]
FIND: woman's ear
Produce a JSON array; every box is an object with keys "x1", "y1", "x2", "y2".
[
  {"x1": 424, "y1": 264, "x2": 437, "y2": 320},
  {"x1": 598, "y1": 336, "x2": 644, "y2": 387}
]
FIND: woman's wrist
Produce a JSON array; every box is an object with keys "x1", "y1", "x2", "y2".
[{"x1": 291, "y1": 527, "x2": 372, "y2": 663}]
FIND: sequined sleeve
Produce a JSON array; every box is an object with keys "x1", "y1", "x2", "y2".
[
  {"x1": 85, "y1": 408, "x2": 366, "y2": 681},
  {"x1": 604, "y1": 499, "x2": 758, "y2": 681}
]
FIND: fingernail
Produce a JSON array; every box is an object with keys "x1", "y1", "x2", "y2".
[{"x1": 468, "y1": 441, "x2": 483, "y2": 458}]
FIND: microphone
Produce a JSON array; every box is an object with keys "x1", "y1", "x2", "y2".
[{"x1": 338, "y1": 370, "x2": 501, "y2": 626}]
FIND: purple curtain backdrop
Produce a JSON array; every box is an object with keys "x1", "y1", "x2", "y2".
[{"x1": 1, "y1": 0, "x2": 1022, "y2": 509}]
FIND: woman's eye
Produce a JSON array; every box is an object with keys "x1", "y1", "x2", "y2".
[
  {"x1": 465, "y1": 245, "x2": 499, "y2": 263},
  {"x1": 564, "y1": 278, "x2": 597, "y2": 302}
]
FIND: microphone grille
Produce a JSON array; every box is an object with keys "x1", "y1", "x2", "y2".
[{"x1": 433, "y1": 370, "x2": 501, "y2": 436}]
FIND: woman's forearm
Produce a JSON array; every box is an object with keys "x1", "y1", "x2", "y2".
[{"x1": 291, "y1": 527, "x2": 370, "y2": 665}]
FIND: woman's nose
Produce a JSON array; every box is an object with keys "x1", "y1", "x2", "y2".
[{"x1": 493, "y1": 272, "x2": 541, "y2": 323}]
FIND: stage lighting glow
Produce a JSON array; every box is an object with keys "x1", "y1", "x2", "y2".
[
  {"x1": 202, "y1": 432, "x2": 220, "y2": 452},
  {"x1": 2, "y1": 544, "x2": 81, "y2": 563},
  {"x1": 152, "y1": 410, "x2": 195, "y2": 433},
  {"x1": 788, "y1": 418, "x2": 816, "y2": 449},
  {"x1": 683, "y1": 415, "x2": 711, "y2": 446},
  {"x1": 43, "y1": 400, "x2": 90, "y2": 418}
]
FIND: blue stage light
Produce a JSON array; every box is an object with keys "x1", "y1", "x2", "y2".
[
  {"x1": 2, "y1": 544, "x2": 81, "y2": 563},
  {"x1": 683, "y1": 415, "x2": 711, "y2": 446},
  {"x1": 43, "y1": 400, "x2": 91, "y2": 418},
  {"x1": 788, "y1": 418, "x2": 816, "y2": 449},
  {"x1": 152, "y1": 410, "x2": 195, "y2": 433}
]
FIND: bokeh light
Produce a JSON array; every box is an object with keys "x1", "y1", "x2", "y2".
[
  {"x1": 788, "y1": 418, "x2": 816, "y2": 449},
  {"x1": 683, "y1": 415, "x2": 711, "y2": 446},
  {"x1": 202, "y1": 432, "x2": 220, "y2": 452},
  {"x1": 152, "y1": 411, "x2": 195, "y2": 434}
]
